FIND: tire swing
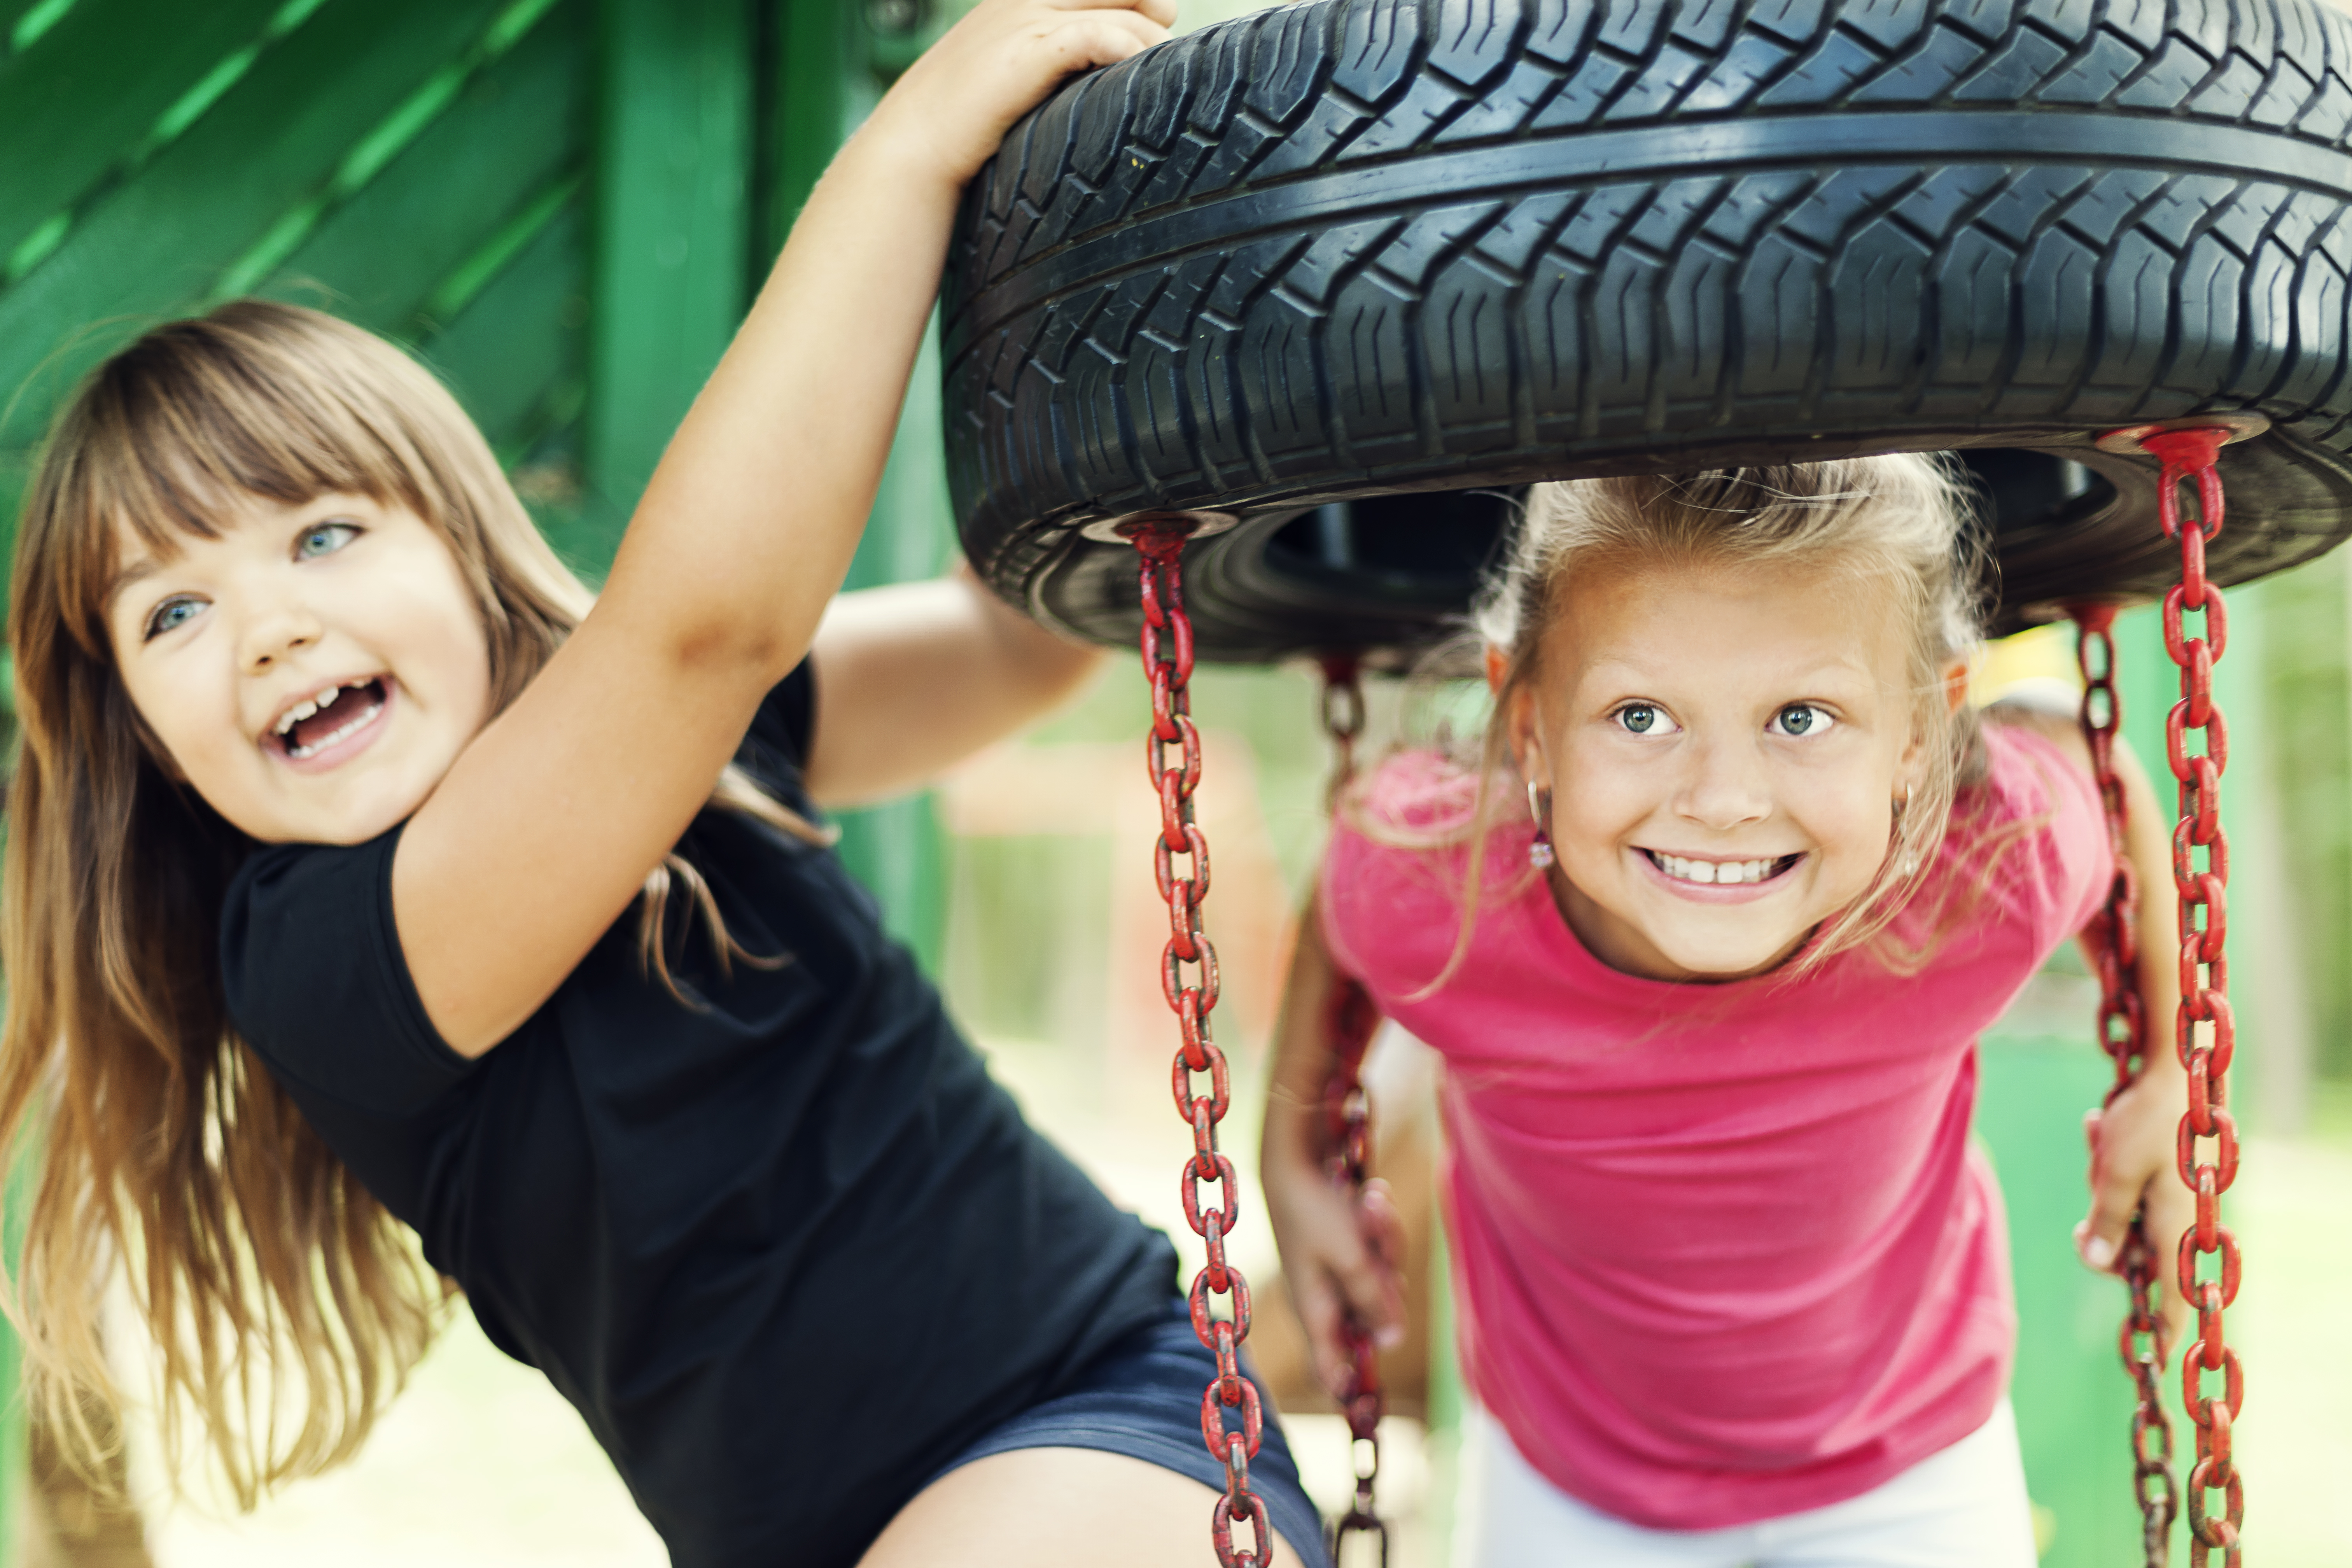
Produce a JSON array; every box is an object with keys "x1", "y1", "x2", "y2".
[{"x1": 942, "y1": 0, "x2": 2352, "y2": 1560}]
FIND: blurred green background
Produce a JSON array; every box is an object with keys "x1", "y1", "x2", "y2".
[{"x1": 0, "y1": 0, "x2": 2345, "y2": 1563}]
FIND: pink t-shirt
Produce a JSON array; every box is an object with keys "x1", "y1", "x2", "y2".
[{"x1": 1320, "y1": 723, "x2": 2108, "y2": 1528}]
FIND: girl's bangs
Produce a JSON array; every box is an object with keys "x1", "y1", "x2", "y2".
[{"x1": 56, "y1": 313, "x2": 428, "y2": 648}]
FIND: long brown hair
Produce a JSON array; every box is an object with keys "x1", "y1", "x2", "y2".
[{"x1": 0, "y1": 300, "x2": 822, "y2": 1502}]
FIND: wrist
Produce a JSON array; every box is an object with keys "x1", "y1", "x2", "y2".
[{"x1": 827, "y1": 117, "x2": 968, "y2": 211}]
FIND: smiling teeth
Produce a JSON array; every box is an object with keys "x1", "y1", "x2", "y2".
[
  {"x1": 274, "y1": 682, "x2": 364, "y2": 737},
  {"x1": 284, "y1": 700, "x2": 382, "y2": 759},
  {"x1": 1657, "y1": 853, "x2": 1782, "y2": 886}
]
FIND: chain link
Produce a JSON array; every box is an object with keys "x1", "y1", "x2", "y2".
[
  {"x1": 2070, "y1": 601, "x2": 2180, "y2": 1564},
  {"x1": 1127, "y1": 521, "x2": 1268, "y2": 1568},
  {"x1": 1317, "y1": 658, "x2": 1389, "y2": 1568},
  {"x1": 2142, "y1": 426, "x2": 2245, "y2": 1567}
]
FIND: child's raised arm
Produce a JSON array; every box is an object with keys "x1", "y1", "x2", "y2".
[{"x1": 396, "y1": 0, "x2": 1174, "y2": 1054}]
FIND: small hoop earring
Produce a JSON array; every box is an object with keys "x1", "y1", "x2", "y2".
[{"x1": 1526, "y1": 780, "x2": 1556, "y2": 871}]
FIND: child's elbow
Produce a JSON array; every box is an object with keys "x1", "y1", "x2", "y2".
[{"x1": 1021, "y1": 633, "x2": 1104, "y2": 708}]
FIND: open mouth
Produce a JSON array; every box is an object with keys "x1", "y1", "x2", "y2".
[
  {"x1": 269, "y1": 678, "x2": 387, "y2": 760},
  {"x1": 1640, "y1": 849, "x2": 1801, "y2": 887}
]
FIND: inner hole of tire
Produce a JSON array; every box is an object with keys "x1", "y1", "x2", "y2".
[
  {"x1": 1265, "y1": 489, "x2": 1514, "y2": 594},
  {"x1": 1962, "y1": 449, "x2": 2111, "y2": 537},
  {"x1": 1260, "y1": 454, "x2": 2111, "y2": 607}
]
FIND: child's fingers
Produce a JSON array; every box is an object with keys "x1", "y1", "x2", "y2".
[
  {"x1": 868, "y1": 0, "x2": 1169, "y2": 187},
  {"x1": 996, "y1": 11, "x2": 1164, "y2": 108},
  {"x1": 1290, "y1": 1267, "x2": 1355, "y2": 1401},
  {"x1": 1039, "y1": 0, "x2": 1179, "y2": 24},
  {"x1": 1042, "y1": 9, "x2": 1170, "y2": 66},
  {"x1": 1340, "y1": 1182, "x2": 1408, "y2": 1351},
  {"x1": 2140, "y1": 1157, "x2": 2198, "y2": 1346},
  {"x1": 1360, "y1": 1178, "x2": 1407, "y2": 1269},
  {"x1": 2075, "y1": 1106, "x2": 2141, "y2": 1272},
  {"x1": 1357, "y1": 1179, "x2": 1410, "y2": 1325}
]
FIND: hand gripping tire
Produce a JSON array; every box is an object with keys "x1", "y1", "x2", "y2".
[{"x1": 942, "y1": 0, "x2": 2352, "y2": 662}]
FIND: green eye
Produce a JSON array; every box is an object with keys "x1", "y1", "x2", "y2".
[
  {"x1": 144, "y1": 596, "x2": 203, "y2": 640},
  {"x1": 1774, "y1": 704, "x2": 1827, "y2": 736},
  {"x1": 1619, "y1": 704, "x2": 1659, "y2": 734},
  {"x1": 297, "y1": 522, "x2": 358, "y2": 558}
]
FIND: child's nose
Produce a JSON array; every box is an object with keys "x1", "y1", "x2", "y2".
[
  {"x1": 238, "y1": 600, "x2": 325, "y2": 672},
  {"x1": 1674, "y1": 737, "x2": 1771, "y2": 829}
]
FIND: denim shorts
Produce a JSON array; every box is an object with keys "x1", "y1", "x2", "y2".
[{"x1": 936, "y1": 1298, "x2": 1330, "y2": 1565}]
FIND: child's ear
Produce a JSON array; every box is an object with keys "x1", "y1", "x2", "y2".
[
  {"x1": 1484, "y1": 645, "x2": 1507, "y2": 693},
  {"x1": 1505, "y1": 681, "x2": 1547, "y2": 791},
  {"x1": 1902, "y1": 655, "x2": 1973, "y2": 774},
  {"x1": 1939, "y1": 654, "x2": 1970, "y2": 716}
]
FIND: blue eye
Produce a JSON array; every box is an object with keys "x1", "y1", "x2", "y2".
[
  {"x1": 297, "y1": 522, "x2": 358, "y2": 559},
  {"x1": 143, "y1": 596, "x2": 204, "y2": 640},
  {"x1": 1772, "y1": 703, "x2": 1831, "y2": 737},
  {"x1": 1617, "y1": 704, "x2": 1662, "y2": 734}
]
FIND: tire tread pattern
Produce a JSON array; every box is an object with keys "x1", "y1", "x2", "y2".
[{"x1": 944, "y1": 0, "x2": 2352, "y2": 648}]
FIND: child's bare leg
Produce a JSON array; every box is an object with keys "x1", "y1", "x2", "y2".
[{"x1": 859, "y1": 1447, "x2": 1300, "y2": 1568}]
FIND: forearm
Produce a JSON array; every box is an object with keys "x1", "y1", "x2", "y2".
[
  {"x1": 589, "y1": 0, "x2": 1171, "y2": 690},
  {"x1": 1264, "y1": 895, "x2": 1344, "y2": 1178},
  {"x1": 2115, "y1": 738, "x2": 2189, "y2": 1096}
]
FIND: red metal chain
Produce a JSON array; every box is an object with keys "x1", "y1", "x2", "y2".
[
  {"x1": 2143, "y1": 426, "x2": 2245, "y2": 1566},
  {"x1": 1128, "y1": 521, "x2": 1269, "y2": 1568},
  {"x1": 1317, "y1": 659, "x2": 1388, "y2": 1568},
  {"x1": 2069, "y1": 601, "x2": 2180, "y2": 1563}
]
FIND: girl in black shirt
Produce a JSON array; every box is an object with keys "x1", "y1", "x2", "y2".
[{"x1": 0, "y1": 2, "x2": 1321, "y2": 1563}]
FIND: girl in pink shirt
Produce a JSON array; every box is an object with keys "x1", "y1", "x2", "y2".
[{"x1": 1262, "y1": 457, "x2": 2193, "y2": 1565}]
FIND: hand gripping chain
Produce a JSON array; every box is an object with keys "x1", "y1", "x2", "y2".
[
  {"x1": 1126, "y1": 522, "x2": 1269, "y2": 1568},
  {"x1": 2075, "y1": 424, "x2": 2249, "y2": 1565},
  {"x1": 2142, "y1": 428, "x2": 2247, "y2": 1566},
  {"x1": 1318, "y1": 660, "x2": 1388, "y2": 1568},
  {"x1": 2070, "y1": 600, "x2": 2182, "y2": 1563}
]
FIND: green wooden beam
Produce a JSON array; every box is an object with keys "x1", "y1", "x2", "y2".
[
  {"x1": 261, "y1": 0, "x2": 585, "y2": 338},
  {"x1": 583, "y1": 0, "x2": 755, "y2": 564},
  {"x1": 0, "y1": 0, "x2": 286, "y2": 269},
  {"x1": 756, "y1": 0, "x2": 968, "y2": 973},
  {"x1": 0, "y1": 0, "x2": 505, "y2": 444}
]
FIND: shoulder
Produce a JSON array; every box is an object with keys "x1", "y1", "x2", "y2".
[
  {"x1": 1937, "y1": 709, "x2": 2110, "y2": 947},
  {"x1": 222, "y1": 830, "x2": 480, "y2": 1115},
  {"x1": 1325, "y1": 750, "x2": 1479, "y2": 886},
  {"x1": 1321, "y1": 749, "x2": 1514, "y2": 984},
  {"x1": 1336, "y1": 749, "x2": 1482, "y2": 840},
  {"x1": 1978, "y1": 687, "x2": 2093, "y2": 773},
  {"x1": 222, "y1": 833, "x2": 400, "y2": 976},
  {"x1": 734, "y1": 660, "x2": 818, "y2": 798},
  {"x1": 1970, "y1": 708, "x2": 2097, "y2": 824}
]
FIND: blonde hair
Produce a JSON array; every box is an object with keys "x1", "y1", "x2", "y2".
[
  {"x1": 1371, "y1": 455, "x2": 1990, "y2": 992},
  {"x1": 0, "y1": 300, "x2": 822, "y2": 1502}
]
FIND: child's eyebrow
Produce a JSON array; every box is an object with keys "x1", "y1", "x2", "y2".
[{"x1": 103, "y1": 556, "x2": 162, "y2": 615}]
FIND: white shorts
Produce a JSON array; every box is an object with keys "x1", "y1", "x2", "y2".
[{"x1": 1454, "y1": 1401, "x2": 2039, "y2": 1568}]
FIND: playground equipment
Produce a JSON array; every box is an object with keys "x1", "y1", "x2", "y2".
[{"x1": 947, "y1": 0, "x2": 2352, "y2": 1559}]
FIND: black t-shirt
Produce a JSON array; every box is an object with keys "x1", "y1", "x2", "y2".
[{"x1": 220, "y1": 664, "x2": 1178, "y2": 1568}]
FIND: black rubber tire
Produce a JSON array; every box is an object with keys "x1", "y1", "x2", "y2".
[{"x1": 942, "y1": 0, "x2": 2352, "y2": 662}]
